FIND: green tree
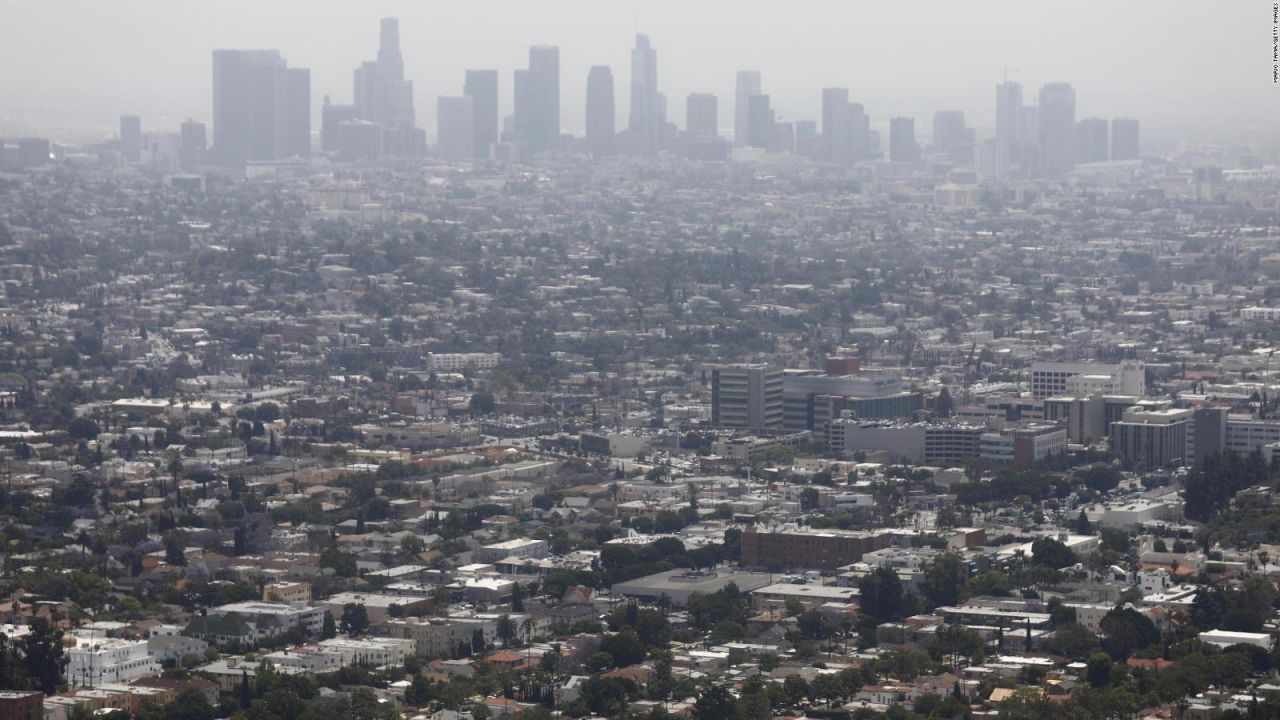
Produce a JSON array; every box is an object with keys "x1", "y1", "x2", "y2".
[
  {"x1": 693, "y1": 684, "x2": 737, "y2": 720},
  {"x1": 340, "y1": 604, "x2": 369, "y2": 637},
  {"x1": 21, "y1": 618, "x2": 68, "y2": 695},
  {"x1": 858, "y1": 567, "x2": 906, "y2": 623},
  {"x1": 470, "y1": 391, "x2": 496, "y2": 415},
  {"x1": 921, "y1": 552, "x2": 968, "y2": 609}
]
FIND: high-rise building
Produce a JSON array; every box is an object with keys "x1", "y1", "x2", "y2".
[
  {"x1": 711, "y1": 364, "x2": 783, "y2": 430},
  {"x1": 889, "y1": 117, "x2": 919, "y2": 163},
  {"x1": 321, "y1": 98, "x2": 358, "y2": 153},
  {"x1": 585, "y1": 66, "x2": 615, "y2": 157},
  {"x1": 822, "y1": 88, "x2": 851, "y2": 165},
  {"x1": 628, "y1": 34, "x2": 660, "y2": 154},
  {"x1": 1037, "y1": 82, "x2": 1076, "y2": 178},
  {"x1": 849, "y1": 103, "x2": 870, "y2": 162},
  {"x1": 686, "y1": 93, "x2": 717, "y2": 140},
  {"x1": 464, "y1": 70, "x2": 499, "y2": 159},
  {"x1": 211, "y1": 49, "x2": 309, "y2": 166},
  {"x1": 352, "y1": 18, "x2": 419, "y2": 156},
  {"x1": 179, "y1": 119, "x2": 206, "y2": 171},
  {"x1": 1111, "y1": 117, "x2": 1140, "y2": 161},
  {"x1": 513, "y1": 46, "x2": 560, "y2": 155},
  {"x1": 120, "y1": 115, "x2": 142, "y2": 162},
  {"x1": 285, "y1": 68, "x2": 310, "y2": 157},
  {"x1": 734, "y1": 70, "x2": 761, "y2": 147},
  {"x1": 1075, "y1": 117, "x2": 1108, "y2": 164},
  {"x1": 745, "y1": 94, "x2": 775, "y2": 149},
  {"x1": 995, "y1": 81, "x2": 1022, "y2": 164},
  {"x1": 436, "y1": 96, "x2": 475, "y2": 161},
  {"x1": 931, "y1": 111, "x2": 965, "y2": 152}
]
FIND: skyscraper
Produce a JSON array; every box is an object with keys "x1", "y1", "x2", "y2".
[
  {"x1": 352, "y1": 18, "x2": 419, "y2": 156},
  {"x1": 514, "y1": 46, "x2": 560, "y2": 155},
  {"x1": 1111, "y1": 118, "x2": 1140, "y2": 161},
  {"x1": 1037, "y1": 82, "x2": 1076, "y2": 178},
  {"x1": 746, "y1": 94, "x2": 775, "y2": 149},
  {"x1": 849, "y1": 103, "x2": 870, "y2": 162},
  {"x1": 212, "y1": 49, "x2": 309, "y2": 165},
  {"x1": 1075, "y1": 117, "x2": 1108, "y2": 164},
  {"x1": 932, "y1": 111, "x2": 973, "y2": 164},
  {"x1": 889, "y1": 117, "x2": 919, "y2": 163},
  {"x1": 120, "y1": 115, "x2": 142, "y2": 162},
  {"x1": 179, "y1": 119, "x2": 206, "y2": 171},
  {"x1": 686, "y1": 93, "x2": 718, "y2": 140},
  {"x1": 285, "y1": 68, "x2": 310, "y2": 157},
  {"x1": 822, "y1": 88, "x2": 852, "y2": 165},
  {"x1": 464, "y1": 70, "x2": 499, "y2": 159},
  {"x1": 321, "y1": 98, "x2": 358, "y2": 154},
  {"x1": 995, "y1": 81, "x2": 1022, "y2": 163},
  {"x1": 436, "y1": 96, "x2": 474, "y2": 161},
  {"x1": 585, "y1": 66, "x2": 615, "y2": 157},
  {"x1": 627, "y1": 34, "x2": 660, "y2": 154},
  {"x1": 734, "y1": 71, "x2": 761, "y2": 147}
]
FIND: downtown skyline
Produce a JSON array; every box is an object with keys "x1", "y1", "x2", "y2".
[{"x1": 1, "y1": 0, "x2": 1271, "y2": 147}]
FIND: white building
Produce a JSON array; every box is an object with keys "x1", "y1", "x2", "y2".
[{"x1": 67, "y1": 635, "x2": 161, "y2": 687}]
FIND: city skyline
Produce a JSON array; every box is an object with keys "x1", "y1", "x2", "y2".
[{"x1": 1, "y1": 0, "x2": 1272, "y2": 147}]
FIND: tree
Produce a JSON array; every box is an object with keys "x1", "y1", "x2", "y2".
[
  {"x1": 1074, "y1": 510, "x2": 1093, "y2": 534},
  {"x1": 921, "y1": 553, "x2": 968, "y2": 609},
  {"x1": 166, "y1": 687, "x2": 215, "y2": 720},
  {"x1": 496, "y1": 614, "x2": 517, "y2": 647},
  {"x1": 1031, "y1": 537, "x2": 1077, "y2": 569},
  {"x1": 1099, "y1": 607, "x2": 1159, "y2": 659},
  {"x1": 321, "y1": 612, "x2": 336, "y2": 640},
  {"x1": 934, "y1": 387, "x2": 954, "y2": 418},
  {"x1": 1045, "y1": 623, "x2": 1098, "y2": 660},
  {"x1": 578, "y1": 676, "x2": 637, "y2": 717},
  {"x1": 693, "y1": 684, "x2": 737, "y2": 720},
  {"x1": 21, "y1": 618, "x2": 68, "y2": 695},
  {"x1": 858, "y1": 567, "x2": 906, "y2": 623},
  {"x1": 510, "y1": 582, "x2": 524, "y2": 612},
  {"x1": 782, "y1": 675, "x2": 810, "y2": 707},
  {"x1": 68, "y1": 417, "x2": 101, "y2": 441},
  {"x1": 601, "y1": 629, "x2": 646, "y2": 668},
  {"x1": 340, "y1": 604, "x2": 369, "y2": 637},
  {"x1": 1085, "y1": 652, "x2": 1114, "y2": 688},
  {"x1": 470, "y1": 391, "x2": 496, "y2": 415}
]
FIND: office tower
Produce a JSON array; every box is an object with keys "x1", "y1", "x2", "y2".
[
  {"x1": 849, "y1": 103, "x2": 870, "y2": 162},
  {"x1": 794, "y1": 120, "x2": 817, "y2": 152},
  {"x1": 711, "y1": 364, "x2": 783, "y2": 430},
  {"x1": 321, "y1": 98, "x2": 358, "y2": 153},
  {"x1": 628, "y1": 34, "x2": 660, "y2": 154},
  {"x1": 585, "y1": 66, "x2": 615, "y2": 157},
  {"x1": 1111, "y1": 117, "x2": 1140, "y2": 161},
  {"x1": 1075, "y1": 117, "x2": 1108, "y2": 164},
  {"x1": 686, "y1": 93, "x2": 718, "y2": 140},
  {"x1": 1037, "y1": 82, "x2": 1076, "y2": 178},
  {"x1": 352, "y1": 18, "x2": 419, "y2": 156},
  {"x1": 436, "y1": 96, "x2": 475, "y2": 161},
  {"x1": 120, "y1": 115, "x2": 142, "y2": 162},
  {"x1": 212, "y1": 49, "x2": 308, "y2": 165},
  {"x1": 931, "y1": 111, "x2": 965, "y2": 153},
  {"x1": 822, "y1": 88, "x2": 852, "y2": 165},
  {"x1": 464, "y1": 70, "x2": 499, "y2": 159},
  {"x1": 734, "y1": 70, "x2": 761, "y2": 147},
  {"x1": 513, "y1": 46, "x2": 560, "y2": 155},
  {"x1": 889, "y1": 117, "x2": 919, "y2": 162},
  {"x1": 353, "y1": 61, "x2": 377, "y2": 120},
  {"x1": 746, "y1": 94, "x2": 775, "y2": 149},
  {"x1": 995, "y1": 81, "x2": 1022, "y2": 163},
  {"x1": 179, "y1": 119, "x2": 206, "y2": 171},
  {"x1": 285, "y1": 68, "x2": 310, "y2": 157},
  {"x1": 337, "y1": 120, "x2": 383, "y2": 162}
]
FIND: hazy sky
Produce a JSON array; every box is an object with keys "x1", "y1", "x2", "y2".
[{"x1": 1, "y1": 0, "x2": 1274, "y2": 145}]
